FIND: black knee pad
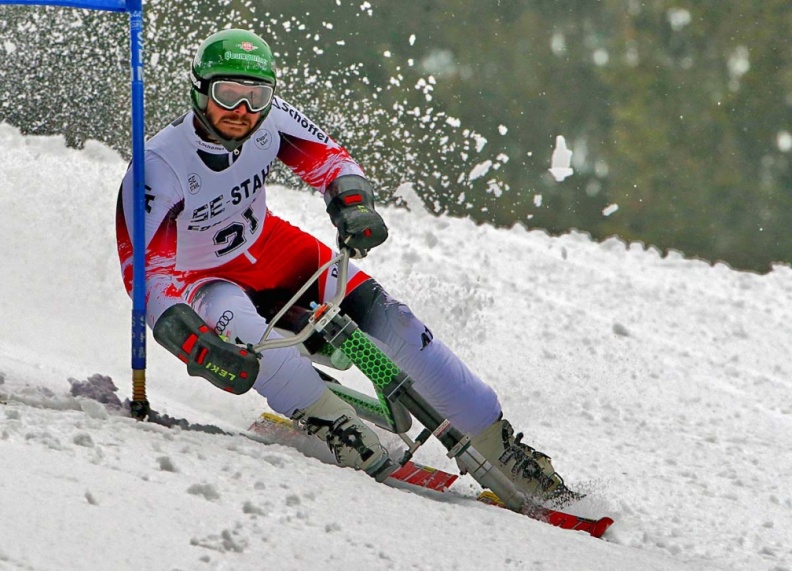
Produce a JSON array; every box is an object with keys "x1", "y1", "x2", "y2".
[
  {"x1": 340, "y1": 278, "x2": 386, "y2": 331},
  {"x1": 341, "y1": 279, "x2": 433, "y2": 350}
]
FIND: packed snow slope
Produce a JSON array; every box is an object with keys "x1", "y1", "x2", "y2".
[{"x1": 1, "y1": 123, "x2": 790, "y2": 571}]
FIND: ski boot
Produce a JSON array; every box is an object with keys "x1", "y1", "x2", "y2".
[
  {"x1": 468, "y1": 416, "x2": 580, "y2": 506},
  {"x1": 292, "y1": 388, "x2": 393, "y2": 480}
]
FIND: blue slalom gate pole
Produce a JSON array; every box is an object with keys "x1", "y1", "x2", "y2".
[
  {"x1": 0, "y1": 0, "x2": 125, "y2": 8},
  {"x1": 126, "y1": 0, "x2": 149, "y2": 418},
  {"x1": 0, "y1": 0, "x2": 149, "y2": 417}
]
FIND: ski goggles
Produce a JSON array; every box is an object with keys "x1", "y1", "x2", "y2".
[{"x1": 210, "y1": 79, "x2": 275, "y2": 113}]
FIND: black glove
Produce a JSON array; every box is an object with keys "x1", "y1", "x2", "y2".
[
  {"x1": 325, "y1": 175, "x2": 388, "y2": 258},
  {"x1": 153, "y1": 304, "x2": 259, "y2": 395}
]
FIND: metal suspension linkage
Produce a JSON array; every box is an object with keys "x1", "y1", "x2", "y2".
[{"x1": 250, "y1": 247, "x2": 530, "y2": 511}]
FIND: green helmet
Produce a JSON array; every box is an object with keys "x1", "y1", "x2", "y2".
[{"x1": 190, "y1": 29, "x2": 277, "y2": 151}]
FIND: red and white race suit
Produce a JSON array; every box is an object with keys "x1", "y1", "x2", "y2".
[{"x1": 117, "y1": 98, "x2": 500, "y2": 432}]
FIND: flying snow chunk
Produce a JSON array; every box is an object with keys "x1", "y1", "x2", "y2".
[
  {"x1": 469, "y1": 160, "x2": 492, "y2": 181},
  {"x1": 549, "y1": 135, "x2": 574, "y2": 181},
  {"x1": 486, "y1": 180, "x2": 503, "y2": 197},
  {"x1": 602, "y1": 203, "x2": 619, "y2": 217}
]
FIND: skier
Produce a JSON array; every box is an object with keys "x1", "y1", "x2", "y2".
[{"x1": 117, "y1": 29, "x2": 567, "y2": 501}]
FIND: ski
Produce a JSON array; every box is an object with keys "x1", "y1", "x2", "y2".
[
  {"x1": 249, "y1": 412, "x2": 613, "y2": 537},
  {"x1": 249, "y1": 412, "x2": 459, "y2": 492},
  {"x1": 478, "y1": 490, "x2": 615, "y2": 538},
  {"x1": 387, "y1": 459, "x2": 459, "y2": 492}
]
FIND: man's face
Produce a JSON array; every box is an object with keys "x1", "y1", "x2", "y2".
[{"x1": 205, "y1": 97, "x2": 260, "y2": 140}]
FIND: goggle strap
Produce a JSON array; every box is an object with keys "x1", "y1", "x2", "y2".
[{"x1": 191, "y1": 69, "x2": 211, "y2": 95}]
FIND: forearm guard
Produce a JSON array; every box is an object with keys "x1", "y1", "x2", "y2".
[
  {"x1": 325, "y1": 175, "x2": 388, "y2": 255},
  {"x1": 325, "y1": 175, "x2": 377, "y2": 219}
]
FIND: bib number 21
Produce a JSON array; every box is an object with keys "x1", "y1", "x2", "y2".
[{"x1": 213, "y1": 208, "x2": 259, "y2": 257}]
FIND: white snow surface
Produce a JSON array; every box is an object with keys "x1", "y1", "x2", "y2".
[{"x1": 1, "y1": 123, "x2": 791, "y2": 570}]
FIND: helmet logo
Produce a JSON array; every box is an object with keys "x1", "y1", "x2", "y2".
[
  {"x1": 224, "y1": 51, "x2": 269, "y2": 67},
  {"x1": 238, "y1": 42, "x2": 258, "y2": 52}
]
